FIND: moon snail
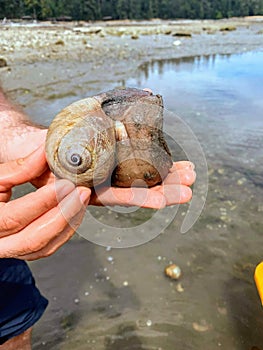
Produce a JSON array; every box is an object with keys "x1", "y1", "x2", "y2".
[{"x1": 45, "y1": 88, "x2": 173, "y2": 188}]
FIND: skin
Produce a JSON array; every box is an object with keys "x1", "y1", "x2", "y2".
[{"x1": 0, "y1": 89, "x2": 195, "y2": 349}]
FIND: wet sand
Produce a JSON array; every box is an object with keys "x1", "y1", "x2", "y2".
[{"x1": 1, "y1": 17, "x2": 263, "y2": 350}]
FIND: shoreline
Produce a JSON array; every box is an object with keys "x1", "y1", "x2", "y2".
[{"x1": 0, "y1": 17, "x2": 263, "y2": 100}]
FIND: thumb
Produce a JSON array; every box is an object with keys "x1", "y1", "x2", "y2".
[{"x1": 0, "y1": 144, "x2": 48, "y2": 190}]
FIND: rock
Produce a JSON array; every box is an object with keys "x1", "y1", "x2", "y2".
[
  {"x1": 220, "y1": 26, "x2": 236, "y2": 32},
  {"x1": 172, "y1": 32, "x2": 192, "y2": 37},
  {"x1": 73, "y1": 27, "x2": 102, "y2": 34},
  {"x1": 237, "y1": 177, "x2": 246, "y2": 185},
  {"x1": 217, "y1": 168, "x2": 225, "y2": 175},
  {"x1": 192, "y1": 320, "x2": 211, "y2": 332},
  {"x1": 173, "y1": 40, "x2": 181, "y2": 46},
  {"x1": 131, "y1": 34, "x2": 139, "y2": 40},
  {"x1": 165, "y1": 264, "x2": 182, "y2": 280},
  {"x1": 0, "y1": 57, "x2": 7, "y2": 68},
  {"x1": 55, "y1": 39, "x2": 65, "y2": 45},
  {"x1": 176, "y1": 283, "x2": 184, "y2": 293}
]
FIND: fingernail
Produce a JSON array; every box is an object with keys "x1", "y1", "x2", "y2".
[
  {"x1": 180, "y1": 186, "x2": 192, "y2": 203},
  {"x1": 80, "y1": 190, "x2": 90, "y2": 205},
  {"x1": 55, "y1": 180, "x2": 75, "y2": 201}
]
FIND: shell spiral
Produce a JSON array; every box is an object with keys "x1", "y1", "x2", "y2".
[{"x1": 45, "y1": 97, "x2": 116, "y2": 187}]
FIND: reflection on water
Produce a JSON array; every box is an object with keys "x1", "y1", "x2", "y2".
[{"x1": 128, "y1": 52, "x2": 263, "y2": 169}]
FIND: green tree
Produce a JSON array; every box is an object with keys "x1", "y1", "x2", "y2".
[{"x1": 24, "y1": 0, "x2": 41, "y2": 18}]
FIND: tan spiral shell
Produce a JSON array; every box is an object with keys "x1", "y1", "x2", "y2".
[
  {"x1": 45, "y1": 88, "x2": 173, "y2": 187},
  {"x1": 45, "y1": 97, "x2": 116, "y2": 187}
]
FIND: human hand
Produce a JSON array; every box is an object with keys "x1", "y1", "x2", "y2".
[
  {"x1": 90, "y1": 161, "x2": 195, "y2": 209},
  {"x1": 0, "y1": 126, "x2": 55, "y2": 188},
  {"x1": 0, "y1": 145, "x2": 91, "y2": 260}
]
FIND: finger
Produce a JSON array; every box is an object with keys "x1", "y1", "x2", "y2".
[
  {"x1": 169, "y1": 161, "x2": 195, "y2": 172},
  {"x1": 90, "y1": 186, "x2": 166, "y2": 209},
  {"x1": 163, "y1": 169, "x2": 196, "y2": 186},
  {"x1": 17, "y1": 209, "x2": 85, "y2": 261},
  {"x1": 0, "y1": 187, "x2": 91, "y2": 258},
  {"x1": 0, "y1": 179, "x2": 75, "y2": 237},
  {"x1": 0, "y1": 145, "x2": 47, "y2": 190},
  {"x1": 0, "y1": 190, "x2": 12, "y2": 202},
  {"x1": 31, "y1": 169, "x2": 56, "y2": 188},
  {"x1": 161, "y1": 184, "x2": 193, "y2": 205}
]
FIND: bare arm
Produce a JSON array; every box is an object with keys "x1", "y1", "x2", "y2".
[{"x1": 0, "y1": 89, "x2": 47, "y2": 162}]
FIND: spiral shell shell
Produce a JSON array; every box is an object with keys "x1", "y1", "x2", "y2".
[
  {"x1": 45, "y1": 88, "x2": 173, "y2": 187},
  {"x1": 45, "y1": 98, "x2": 116, "y2": 187}
]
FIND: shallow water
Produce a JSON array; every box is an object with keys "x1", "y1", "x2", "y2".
[
  {"x1": 128, "y1": 51, "x2": 263, "y2": 166},
  {"x1": 26, "y1": 51, "x2": 263, "y2": 349}
]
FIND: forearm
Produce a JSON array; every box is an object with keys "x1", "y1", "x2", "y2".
[{"x1": 0, "y1": 89, "x2": 47, "y2": 162}]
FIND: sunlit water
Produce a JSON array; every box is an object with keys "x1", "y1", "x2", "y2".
[
  {"x1": 127, "y1": 51, "x2": 263, "y2": 168},
  {"x1": 26, "y1": 51, "x2": 263, "y2": 350}
]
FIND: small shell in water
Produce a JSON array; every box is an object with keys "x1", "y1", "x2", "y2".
[{"x1": 165, "y1": 264, "x2": 182, "y2": 280}]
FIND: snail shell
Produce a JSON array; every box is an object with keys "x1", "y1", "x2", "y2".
[
  {"x1": 45, "y1": 88, "x2": 173, "y2": 187},
  {"x1": 165, "y1": 264, "x2": 182, "y2": 280}
]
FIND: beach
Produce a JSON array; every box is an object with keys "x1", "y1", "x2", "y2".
[{"x1": 1, "y1": 17, "x2": 263, "y2": 350}]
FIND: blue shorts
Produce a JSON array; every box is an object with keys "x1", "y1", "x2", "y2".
[{"x1": 0, "y1": 258, "x2": 48, "y2": 345}]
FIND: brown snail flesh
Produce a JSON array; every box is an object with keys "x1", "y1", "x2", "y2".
[{"x1": 45, "y1": 88, "x2": 173, "y2": 187}]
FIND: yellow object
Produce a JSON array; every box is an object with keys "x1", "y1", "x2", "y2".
[{"x1": 254, "y1": 262, "x2": 263, "y2": 306}]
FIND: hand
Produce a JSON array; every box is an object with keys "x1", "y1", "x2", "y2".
[
  {"x1": 0, "y1": 145, "x2": 91, "y2": 260},
  {"x1": 0, "y1": 126, "x2": 55, "y2": 188},
  {"x1": 15, "y1": 129, "x2": 195, "y2": 210},
  {"x1": 90, "y1": 161, "x2": 195, "y2": 209}
]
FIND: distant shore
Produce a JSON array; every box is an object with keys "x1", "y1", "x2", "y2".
[{"x1": 0, "y1": 17, "x2": 263, "y2": 99}]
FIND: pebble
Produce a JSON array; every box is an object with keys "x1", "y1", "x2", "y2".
[
  {"x1": 131, "y1": 34, "x2": 139, "y2": 39},
  {"x1": 165, "y1": 264, "x2": 182, "y2": 280},
  {"x1": 74, "y1": 298, "x2": 80, "y2": 304},
  {"x1": 55, "y1": 39, "x2": 64, "y2": 45},
  {"x1": 217, "y1": 168, "x2": 225, "y2": 174},
  {"x1": 237, "y1": 177, "x2": 246, "y2": 185},
  {"x1": 146, "y1": 319, "x2": 152, "y2": 326},
  {"x1": 173, "y1": 40, "x2": 181, "y2": 46},
  {"x1": 176, "y1": 283, "x2": 184, "y2": 293},
  {"x1": 192, "y1": 320, "x2": 211, "y2": 332},
  {"x1": 0, "y1": 57, "x2": 7, "y2": 67}
]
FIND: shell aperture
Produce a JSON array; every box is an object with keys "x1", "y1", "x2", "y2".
[{"x1": 45, "y1": 88, "x2": 173, "y2": 188}]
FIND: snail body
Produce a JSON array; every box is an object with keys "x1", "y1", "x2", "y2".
[{"x1": 45, "y1": 88, "x2": 173, "y2": 187}]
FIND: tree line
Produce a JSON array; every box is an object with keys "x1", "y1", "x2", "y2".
[{"x1": 1, "y1": 0, "x2": 263, "y2": 21}]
